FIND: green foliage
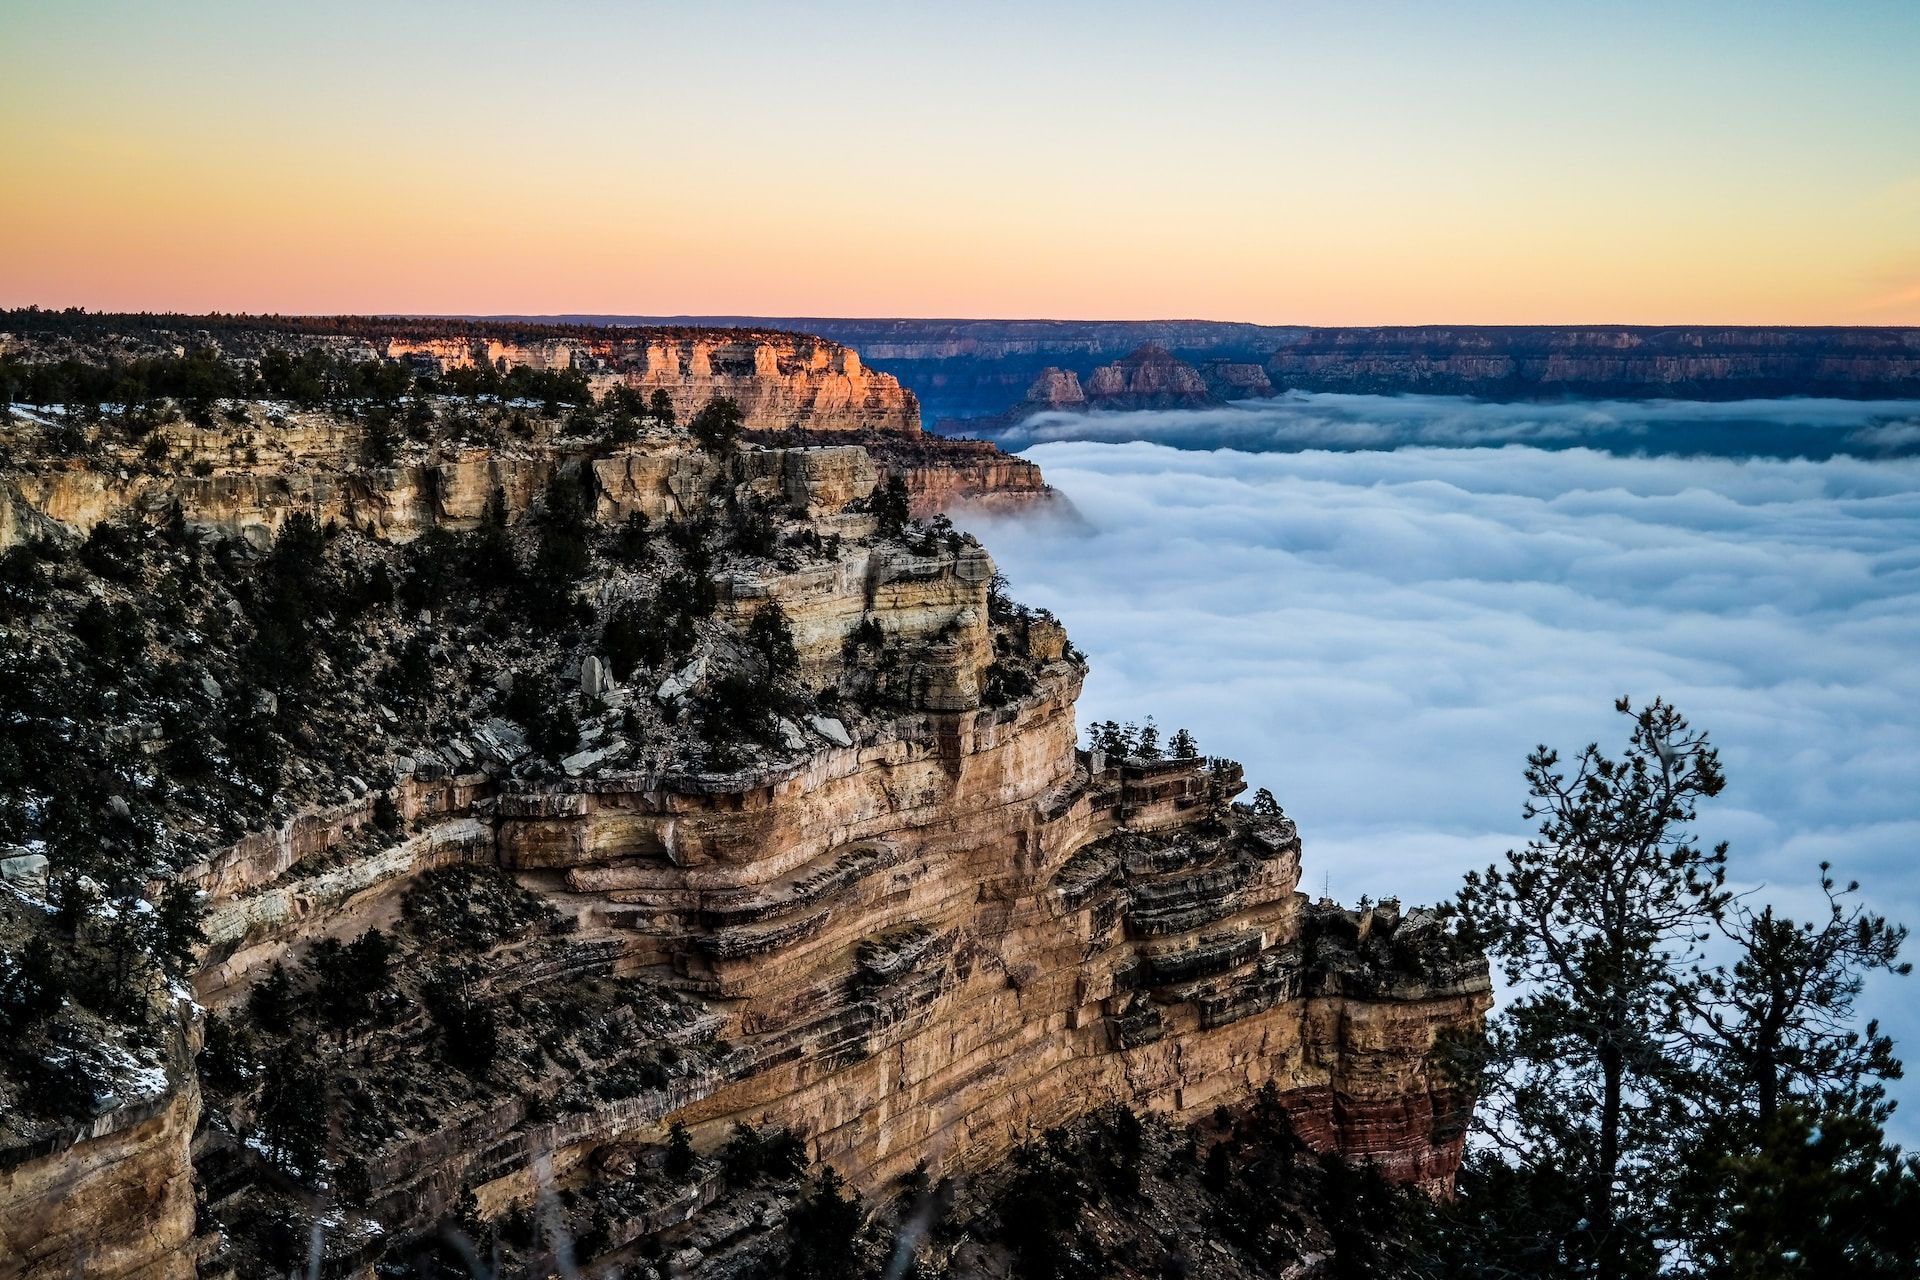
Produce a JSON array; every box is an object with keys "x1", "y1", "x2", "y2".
[
  {"x1": 1674, "y1": 1104, "x2": 1920, "y2": 1279},
  {"x1": 198, "y1": 1011, "x2": 254, "y2": 1094},
  {"x1": 721, "y1": 1122, "x2": 808, "y2": 1187},
  {"x1": 424, "y1": 964, "x2": 498, "y2": 1076},
  {"x1": 872, "y1": 474, "x2": 911, "y2": 537},
  {"x1": 304, "y1": 928, "x2": 395, "y2": 1040},
  {"x1": 372, "y1": 792, "x2": 402, "y2": 833},
  {"x1": 1436, "y1": 699, "x2": 1915, "y2": 1280},
  {"x1": 247, "y1": 961, "x2": 296, "y2": 1034},
  {"x1": 698, "y1": 671, "x2": 782, "y2": 749},
  {"x1": 246, "y1": 512, "x2": 332, "y2": 694},
  {"x1": 658, "y1": 567, "x2": 717, "y2": 620},
  {"x1": 609, "y1": 510, "x2": 651, "y2": 567},
  {"x1": 690, "y1": 396, "x2": 744, "y2": 453},
  {"x1": 665, "y1": 1119, "x2": 696, "y2": 1179},
  {"x1": 152, "y1": 881, "x2": 207, "y2": 982},
  {"x1": 648, "y1": 388, "x2": 676, "y2": 429},
  {"x1": 257, "y1": 1042, "x2": 329, "y2": 1179},
  {"x1": 501, "y1": 673, "x2": 581, "y2": 760},
  {"x1": 783, "y1": 1167, "x2": 867, "y2": 1280},
  {"x1": 360, "y1": 412, "x2": 398, "y2": 467},
  {"x1": 746, "y1": 601, "x2": 798, "y2": 678},
  {"x1": 602, "y1": 599, "x2": 674, "y2": 681},
  {"x1": 1454, "y1": 698, "x2": 1729, "y2": 1275},
  {"x1": 0, "y1": 937, "x2": 66, "y2": 1037},
  {"x1": 995, "y1": 1127, "x2": 1102, "y2": 1280},
  {"x1": 732, "y1": 497, "x2": 780, "y2": 557},
  {"x1": 401, "y1": 864, "x2": 556, "y2": 951}
]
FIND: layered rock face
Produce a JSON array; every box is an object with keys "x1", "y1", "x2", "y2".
[
  {"x1": 601, "y1": 318, "x2": 1920, "y2": 422},
  {"x1": 152, "y1": 446, "x2": 1483, "y2": 1232},
  {"x1": 0, "y1": 1021, "x2": 202, "y2": 1280},
  {"x1": 0, "y1": 401, "x2": 1478, "y2": 1273},
  {"x1": 170, "y1": 613, "x2": 1482, "y2": 1264},
  {"x1": 1082, "y1": 343, "x2": 1214, "y2": 408},
  {"x1": 1203, "y1": 359, "x2": 1275, "y2": 399},
  {"x1": 611, "y1": 337, "x2": 917, "y2": 434},
  {"x1": 0, "y1": 413, "x2": 1053, "y2": 554}
]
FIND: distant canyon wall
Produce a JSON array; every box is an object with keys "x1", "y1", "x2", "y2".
[{"x1": 592, "y1": 320, "x2": 1920, "y2": 422}]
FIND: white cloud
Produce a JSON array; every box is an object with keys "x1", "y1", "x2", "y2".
[
  {"x1": 965, "y1": 436, "x2": 1920, "y2": 1132},
  {"x1": 990, "y1": 391, "x2": 1920, "y2": 459}
]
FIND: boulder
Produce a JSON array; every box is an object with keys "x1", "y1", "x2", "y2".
[
  {"x1": 657, "y1": 656, "x2": 707, "y2": 703},
  {"x1": 808, "y1": 716, "x2": 853, "y2": 748},
  {"x1": 580, "y1": 654, "x2": 613, "y2": 701},
  {"x1": 1, "y1": 850, "x2": 50, "y2": 886}
]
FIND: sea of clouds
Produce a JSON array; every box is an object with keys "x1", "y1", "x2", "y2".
[
  {"x1": 990, "y1": 390, "x2": 1920, "y2": 460},
  {"x1": 962, "y1": 413, "x2": 1920, "y2": 1128}
]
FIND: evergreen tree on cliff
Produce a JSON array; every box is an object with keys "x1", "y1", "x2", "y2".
[
  {"x1": 691, "y1": 395, "x2": 743, "y2": 453},
  {"x1": 1442, "y1": 698, "x2": 1916, "y2": 1280},
  {"x1": 1455, "y1": 697, "x2": 1730, "y2": 1278}
]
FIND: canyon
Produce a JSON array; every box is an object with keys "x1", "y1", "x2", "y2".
[
  {"x1": 564, "y1": 318, "x2": 1920, "y2": 423},
  {"x1": 0, "y1": 319, "x2": 1485, "y2": 1278}
]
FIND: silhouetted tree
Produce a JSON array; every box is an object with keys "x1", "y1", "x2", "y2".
[{"x1": 1455, "y1": 698, "x2": 1730, "y2": 1279}]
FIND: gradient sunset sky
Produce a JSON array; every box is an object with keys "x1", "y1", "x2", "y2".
[{"x1": 4, "y1": 1, "x2": 1917, "y2": 324}]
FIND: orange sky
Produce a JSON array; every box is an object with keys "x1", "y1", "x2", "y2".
[{"x1": 3, "y1": 2, "x2": 1917, "y2": 325}]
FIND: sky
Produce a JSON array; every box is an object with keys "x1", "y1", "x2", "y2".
[
  {"x1": 963, "y1": 407, "x2": 1920, "y2": 1131},
  {"x1": 3, "y1": 0, "x2": 1918, "y2": 324}
]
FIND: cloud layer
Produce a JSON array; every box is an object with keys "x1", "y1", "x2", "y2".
[
  {"x1": 965, "y1": 438, "x2": 1920, "y2": 1127},
  {"x1": 991, "y1": 391, "x2": 1920, "y2": 460}
]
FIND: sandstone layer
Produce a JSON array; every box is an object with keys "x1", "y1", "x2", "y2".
[
  {"x1": 156, "y1": 439, "x2": 1485, "y2": 1235},
  {"x1": 0, "y1": 1018, "x2": 202, "y2": 1280},
  {"x1": 0, "y1": 415, "x2": 1054, "y2": 555}
]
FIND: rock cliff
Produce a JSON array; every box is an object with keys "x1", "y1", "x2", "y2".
[{"x1": 0, "y1": 361, "x2": 1481, "y2": 1276}]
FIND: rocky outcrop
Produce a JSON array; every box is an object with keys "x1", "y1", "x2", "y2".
[
  {"x1": 1083, "y1": 344, "x2": 1214, "y2": 408},
  {"x1": 593, "y1": 335, "x2": 919, "y2": 433},
  {"x1": 1007, "y1": 345, "x2": 1218, "y2": 421},
  {"x1": 379, "y1": 328, "x2": 923, "y2": 433},
  {"x1": 1021, "y1": 367, "x2": 1088, "y2": 412},
  {"x1": 1203, "y1": 359, "x2": 1275, "y2": 400},
  {"x1": 0, "y1": 417, "x2": 1056, "y2": 552},
  {"x1": 0, "y1": 1020, "x2": 203, "y2": 1280},
  {"x1": 865, "y1": 435, "x2": 1063, "y2": 518}
]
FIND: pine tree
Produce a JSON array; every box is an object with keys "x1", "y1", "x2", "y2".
[
  {"x1": 872, "y1": 474, "x2": 912, "y2": 537},
  {"x1": 665, "y1": 1119, "x2": 697, "y2": 1179},
  {"x1": 747, "y1": 602, "x2": 798, "y2": 678},
  {"x1": 690, "y1": 396, "x2": 744, "y2": 453},
  {"x1": 247, "y1": 961, "x2": 296, "y2": 1033},
  {"x1": 257, "y1": 1043, "x2": 328, "y2": 1180},
  {"x1": 648, "y1": 388, "x2": 676, "y2": 429},
  {"x1": 1455, "y1": 698, "x2": 1730, "y2": 1279}
]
